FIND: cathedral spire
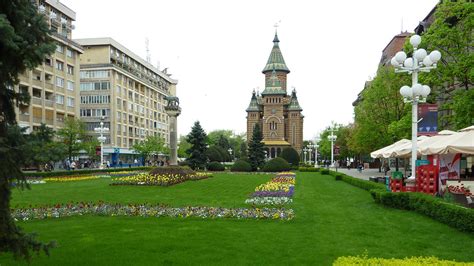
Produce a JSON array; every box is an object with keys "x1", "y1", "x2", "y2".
[
  {"x1": 262, "y1": 31, "x2": 290, "y2": 74},
  {"x1": 246, "y1": 90, "x2": 261, "y2": 112},
  {"x1": 287, "y1": 88, "x2": 303, "y2": 111},
  {"x1": 261, "y1": 68, "x2": 286, "y2": 95}
]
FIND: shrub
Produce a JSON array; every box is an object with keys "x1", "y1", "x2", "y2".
[
  {"x1": 205, "y1": 145, "x2": 225, "y2": 162},
  {"x1": 230, "y1": 160, "x2": 252, "y2": 172},
  {"x1": 207, "y1": 161, "x2": 225, "y2": 171},
  {"x1": 279, "y1": 147, "x2": 300, "y2": 166},
  {"x1": 370, "y1": 190, "x2": 474, "y2": 233},
  {"x1": 298, "y1": 167, "x2": 320, "y2": 172},
  {"x1": 320, "y1": 169, "x2": 330, "y2": 175},
  {"x1": 149, "y1": 166, "x2": 195, "y2": 177},
  {"x1": 262, "y1": 157, "x2": 291, "y2": 172},
  {"x1": 336, "y1": 172, "x2": 386, "y2": 191}
]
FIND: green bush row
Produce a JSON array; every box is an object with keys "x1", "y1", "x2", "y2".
[
  {"x1": 262, "y1": 157, "x2": 291, "y2": 172},
  {"x1": 207, "y1": 161, "x2": 225, "y2": 171},
  {"x1": 320, "y1": 169, "x2": 330, "y2": 175},
  {"x1": 24, "y1": 166, "x2": 153, "y2": 177},
  {"x1": 370, "y1": 190, "x2": 474, "y2": 233},
  {"x1": 230, "y1": 160, "x2": 252, "y2": 172},
  {"x1": 298, "y1": 167, "x2": 320, "y2": 172},
  {"x1": 334, "y1": 171, "x2": 385, "y2": 191}
]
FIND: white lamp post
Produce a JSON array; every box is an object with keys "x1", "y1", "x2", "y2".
[
  {"x1": 307, "y1": 146, "x2": 313, "y2": 164},
  {"x1": 303, "y1": 148, "x2": 308, "y2": 164},
  {"x1": 228, "y1": 148, "x2": 233, "y2": 162},
  {"x1": 94, "y1": 116, "x2": 109, "y2": 169},
  {"x1": 314, "y1": 137, "x2": 320, "y2": 168},
  {"x1": 328, "y1": 126, "x2": 337, "y2": 167},
  {"x1": 391, "y1": 34, "x2": 441, "y2": 181}
]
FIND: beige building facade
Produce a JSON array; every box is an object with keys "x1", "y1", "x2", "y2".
[
  {"x1": 15, "y1": 0, "x2": 83, "y2": 133},
  {"x1": 246, "y1": 33, "x2": 304, "y2": 158},
  {"x1": 75, "y1": 38, "x2": 177, "y2": 165}
]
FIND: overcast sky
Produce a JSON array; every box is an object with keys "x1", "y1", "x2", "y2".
[{"x1": 62, "y1": 0, "x2": 438, "y2": 139}]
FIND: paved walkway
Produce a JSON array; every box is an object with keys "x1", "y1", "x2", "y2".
[{"x1": 331, "y1": 167, "x2": 407, "y2": 181}]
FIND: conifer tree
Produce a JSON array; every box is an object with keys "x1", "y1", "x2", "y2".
[
  {"x1": 248, "y1": 124, "x2": 265, "y2": 171},
  {"x1": 185, "y1": 121, "x2": 208, "y2": 170},
  {"x1": 0, "y1": 0, "x2": 56, "y2": 260}
]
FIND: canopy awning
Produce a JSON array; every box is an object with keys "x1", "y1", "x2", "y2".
[
  {"x1": 420, "y1": 126, "x2": 474, "y2": 155},
  {"x1": 370, "y1": 139, "x2": 410, "y2": 159}
]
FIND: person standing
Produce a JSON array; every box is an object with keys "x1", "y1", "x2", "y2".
[{"x1": 71, "y1": 161, "x2": 76, "y2": 171}]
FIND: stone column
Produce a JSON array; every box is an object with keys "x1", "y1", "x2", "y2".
[{"x1": 164, "y1": 97, "x2": 181, "y2": 166}]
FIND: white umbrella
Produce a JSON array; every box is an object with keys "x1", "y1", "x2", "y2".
[
  {"x1": 420, "y1": 125, "x2": 474, "y2": 155},
  {"x1": 394, "y1": 130, "x2": 455, "y2": 158},
  {"x1": 384, "y1": 136, "x2": 429, "y2": 158},
  {"x1": 370, "y1": 139, "x2": 410, "y2": 158}
]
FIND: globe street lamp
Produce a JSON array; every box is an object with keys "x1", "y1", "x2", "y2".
[
  {"x1": 391, "y1": 34, "x2": 441, "y2": 180},
  {"x1": 94, "y1": 116, "x2": 109, "y2": 169},
  {"x1": 228, "y1": 148, "x2": 233, "y2": 162},
  {"x1": 306, "y1": 145, "x2": 314, "y2": 164},
  {"x1": 314, "y1": 137, "x2": 320, "y2": 168},
  {"x1": 328, "y1": 126, "x2": 337, "y2": 167}
]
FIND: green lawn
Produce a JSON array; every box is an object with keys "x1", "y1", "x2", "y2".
[{"x1": 1, "y1": 172, "x2": 473, "y2": 265}]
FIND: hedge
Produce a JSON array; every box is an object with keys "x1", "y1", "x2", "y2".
[
  {"x1": 334, "y1": 255, "x2": 472, "y2": 265},
  {"x1": 207, "y1": 161, "x2": 225, "y2": 171},
  {"x1": 230, "y1": 160, "x2": 252, "y2": 172},
  {"x1": 298, "y1": 167, "x2": 320, "y2": 172},
  {"x1": 320, "y1": 169, "x2": 330, "y2": 175},
  {"x1": 262, "y1": 157, "x2": 291, "y2": 172},
  {"x1": 24, "y1": 166, "x2": 153, "y2": 178},
  {"x1": 336, "y1": 172, "x2": 386, "y2": 191},
  {"x1": 370, "y1": 190, "x2": 474, "y2": 233}
]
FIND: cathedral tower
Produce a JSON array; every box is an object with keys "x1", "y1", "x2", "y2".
[{"x1": 246, "y1": 32, "x2": 304, "y2": 158}]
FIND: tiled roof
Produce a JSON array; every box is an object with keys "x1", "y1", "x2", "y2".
[
  {"x1": 287, "y1": 89, "x2": 302, "y2": 111},
  {"x1": 246, "y1": 90, "x2": 261, "y2": 112},
  {"x1": 261, "y1": 69, "x2": 286, "y2": 95},
  {"x1": 262, "y1": 32, "x2": 290, "y2": 74}
]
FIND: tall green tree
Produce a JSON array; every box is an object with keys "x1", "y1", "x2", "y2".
[
  {"x1": 185, "y1": 121, "x2": 208, "y2": 170},
  {"x1": 25, "y1": 124, "x2": 66, "y2": 170},
  {"x1": 350, "y1": 66, "x2": 411, "y2": 155},
  {"x1": 239, "y1": 141, "x2": 248, "y2": 159},
  {"x1": 57, "y1": 118, "x2": 86, "y2": 162},
  {"x1": 0, "y1": 0, "x2": 56, "y2": 260},
  {"x1": 133, "y1": 135, "x2": 168, "y2": 163},
  {"x1": 82, "y1": 137, "x2": 100, "y2": 163},
  {"x1": 247, "y1": 124, "x2": 265, "y2": 171},
  {"x1": 447, "y1": 89, "x2": 474, "y2": 130}
]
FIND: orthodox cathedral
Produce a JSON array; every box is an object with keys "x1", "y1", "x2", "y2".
[{"x1": 246, "y1": 32, "x2": 304, "y2": 158}]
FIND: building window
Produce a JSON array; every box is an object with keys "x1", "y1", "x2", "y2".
[
  {"x1": 67, "y1": 80, "x2": 74, "y2": 91},
  {"x1": 56, "y1": 44, "x2": 64, "y2": 53},
  {"x1": 67, "y1": 97, "x2": 74, "y2": 107},
  {"x1": 56, "y1": 60, "x2": 64, "y2": 71},
  {"x1": 80, "y1": 82, "x2": 110, "y2": 91},
  {"x1": 56, "y1": 94, "x2": 64, "y2": 104},
  {"x1": 80, "y1": 70, "x2": 110, "y2": 79},
  {"x1": 56, "y1": 77, "x2": 64, "y2": 87},
  {"x1": 67, "y1": 65, "x2": 74, "y2": 75},
  {"x1": 66, "y1": 48, "x2": 74, "y2": 58}
]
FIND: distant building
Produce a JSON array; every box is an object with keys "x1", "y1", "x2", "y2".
[
  {"x1": 15, "y1": 0, "x2": 83, "y2": 133},
  {"x1": 246, "y1": 32, "x2": 304, "y2": 158},
  {"x1": 75, "y1": 38, "x2": 177, "y2": 165}
]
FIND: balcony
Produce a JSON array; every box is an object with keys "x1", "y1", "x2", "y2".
[
  {"x1": 33, "y1": 117, "x2": 42, "y2": 124},
  {"x1": 56, "y1": 103, "x2": 64, "y2": 110},
  {"x1": 44, "y1": 64, "x2": 53, "y2": 73},
  {"x1": 56, "y1": 87, "x2": 64, "y2": 93},
  {"x1": 56, "y1": 120, "x2": 64, "y2": 127},
  {"x1": 44, "y1": 99, "x2": 54, "y2": 108},
  {"x1": 19, "y1": 114, "x2": 30, "y2": 122},
  {"x1": 32, "y1": 79, "x2": 43, "y2": 87},
  {"x1": 45, "y1": 82, "x2": 53, "y2": 91},
  {"x1": 32, "y1": 97, "x2": 42, "y2": 106},
  {"x1": 67, "y1": 106, "x2": 75, "y2": 113}
]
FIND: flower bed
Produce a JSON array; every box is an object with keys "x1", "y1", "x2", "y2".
[
  {"x1": 110, "y1": 172, "x2": 212, "y2": 186},
  {"x1": 107, "y1": 171, "x2": 146, "y2": 178},
  {"x1": 43, "y1": 175, "x2": 100, "y2": 182},
  {"x1": 12, "y1": 202, "x2": 294, "y2": 221},
  {"x1": 246, "y1": 172, "x2": 296, "y2": 206}
]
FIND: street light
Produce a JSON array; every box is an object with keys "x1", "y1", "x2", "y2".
[
  {"x1": 228, "y1": 148, "x2": 233, "y2": 162},
  {"x1": 391, "y1": 34, "x2": 441, "y2": 181},
  {"x1": 306, "y1": 145, "x2": 314, "y2": 164},
  {"x1": 94, "y1": 116, "x2": 109, "y2": 169},
  {"x1": 328, "y1": 126, "x2": 337, "y2": 167},
  {"x1": 303, "y1": 148, "x2": 308, "y2": 164},
  {"x1": 314, "y1": 137, "x2": 320, "y2": 168}
]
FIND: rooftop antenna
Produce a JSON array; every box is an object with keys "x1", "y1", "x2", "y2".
[{"x1": 145, "y1": 38, "x2": 151, "y2": 63}]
